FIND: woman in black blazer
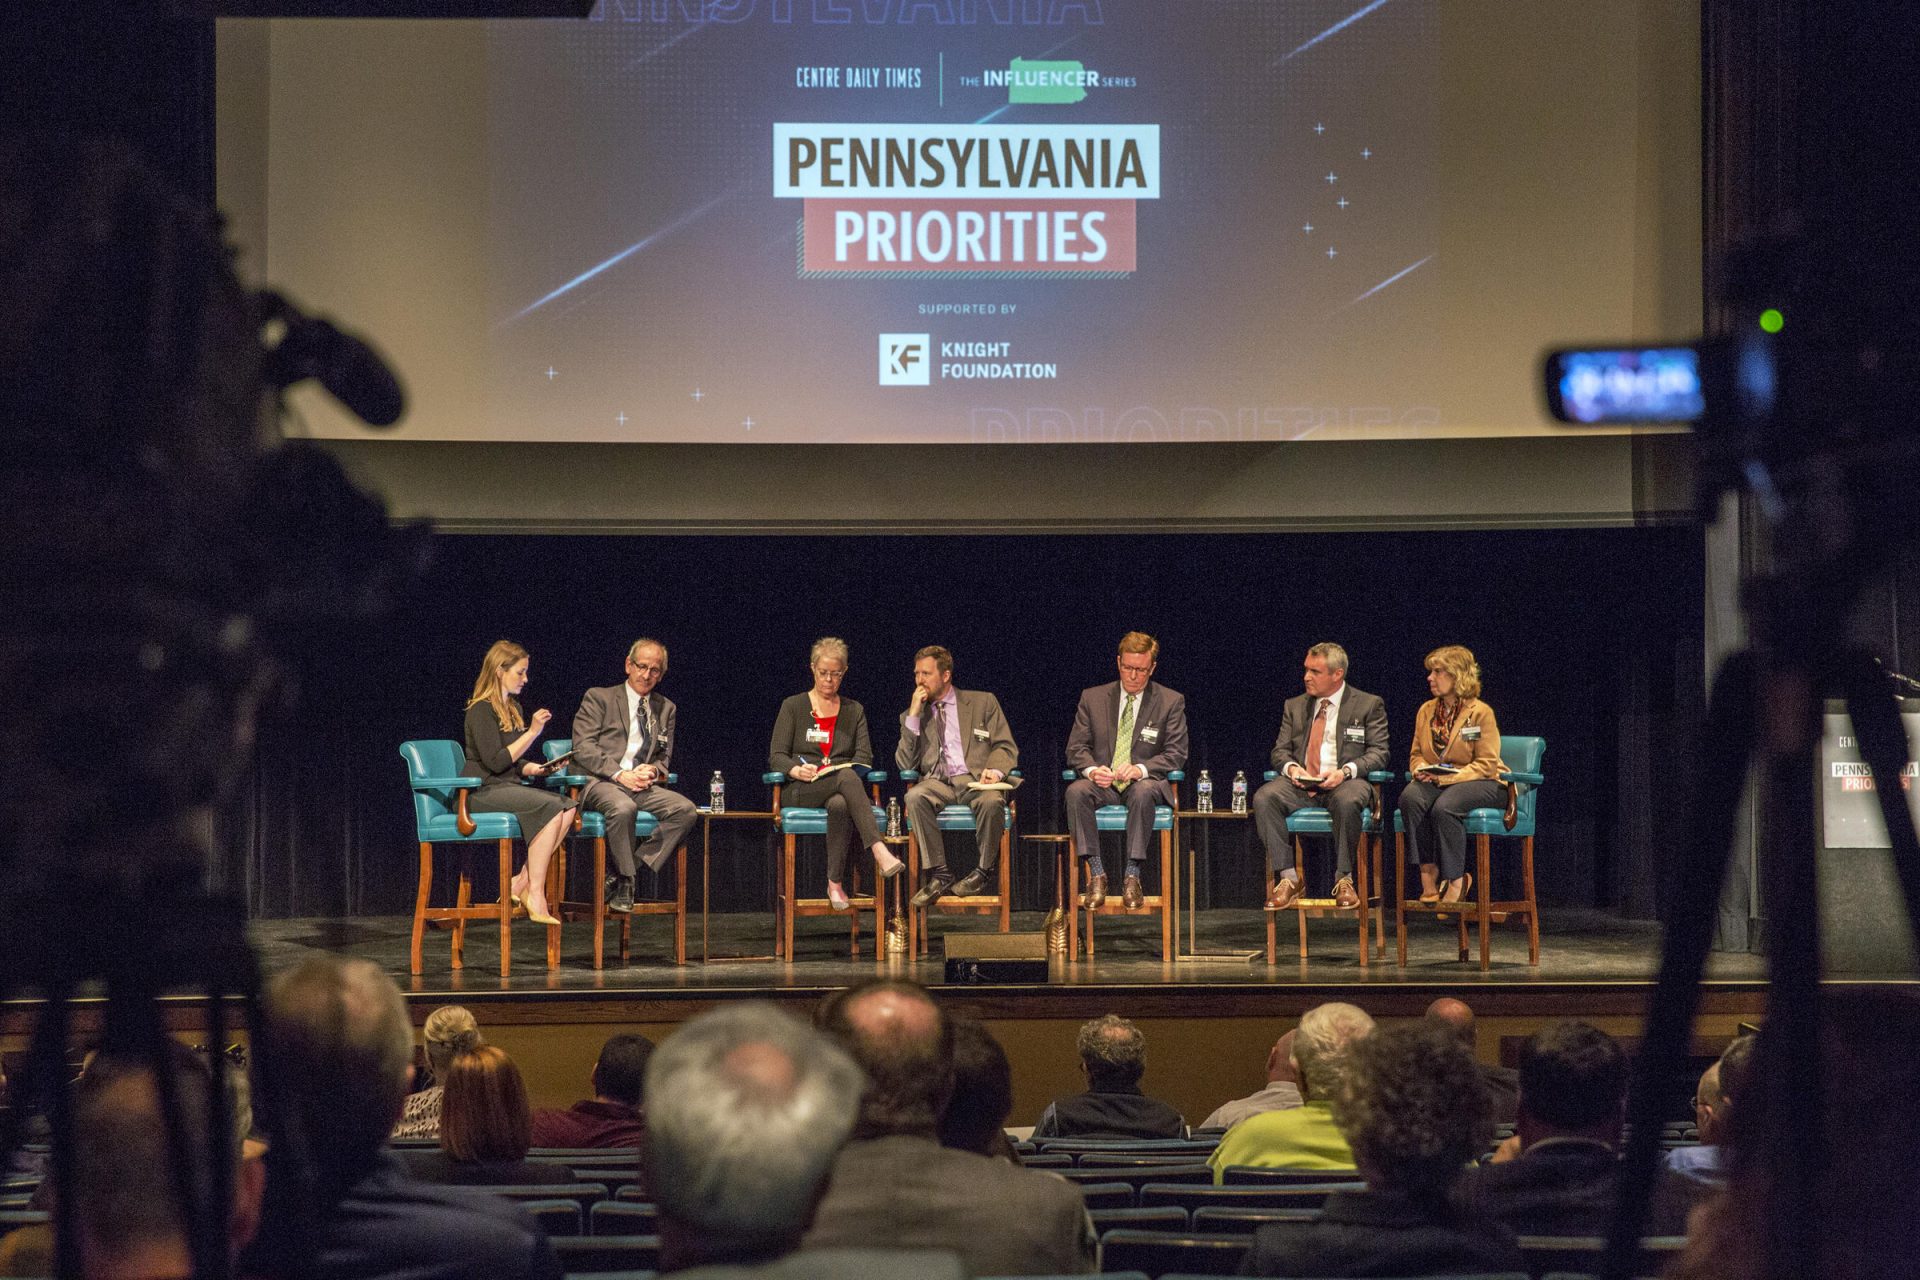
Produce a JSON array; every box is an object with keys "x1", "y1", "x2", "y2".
[{"x1": 768, "y1": 636, "x2": 903, "y2": 910}]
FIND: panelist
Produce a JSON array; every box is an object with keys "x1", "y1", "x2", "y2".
[
  {"x1": 1399, "y1": 644, "x2": 1508, "y2": 905},
  {"x1": 1066, "y1": 632, "x2": 1189, "y2": 910},
  {"x1": 1254, "y1": 643, "x2": 1390, "y2": 912},
  {"x1": 568, "y1": 638, "x2": 699, "y2": 914},
  {"x1": 768, "y1": 636, "x2": 904, "y2": 911},
  {"x1": 461, "y1": 640, "x2": 576, "y2": 926},
  {"x1": 896, "y1": 645, "x2": 1019, "y2": 908}
]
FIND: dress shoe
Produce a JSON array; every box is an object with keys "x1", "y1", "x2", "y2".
[
  {"x1": 826, "y1": 881, "x2": 851, "y2": 911},
  {"x1": 1333, "y1": 876, "x2": 1360, "y2": 909},
  {"x1": 1265, "y1": 876, "x2": 1302, "y2": 911},
  {"x1": 604, "y1": 875, "x2": 635, "y2": 914},
  {"x1": 526, "y1": 903, "x2": 561, "y2": 927},
  {"x1": 1439, "y1": 872, "x2": 1473, "y2": 905},
  {"x1": 874, "y1": 844, "x2": 905, "y2": 878},
  {"x1": 1079, "y1": 874, "x2": 1108, "y2": 910},
  {"x1": 1122, "y1": 874, "x2": 1145, "y2": 910},
  {"x1": 950, "y1": 868, "x2": 992, "y2": 898},
  {"x1": 910, "y1": 872, "x2": 954, "y2": 909},
  {"x1": 1418, "y1": 864, "x2": 1441, "y2": 903}
]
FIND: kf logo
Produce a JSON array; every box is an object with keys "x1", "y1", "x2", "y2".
[{"x1": 879, "y1": 333, "x2": 931, "y2": 386}]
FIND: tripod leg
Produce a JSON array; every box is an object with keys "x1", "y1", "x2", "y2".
[
  {"x1": 1605, "y1": 650, "x2": 1760, "y2": 1280},
  {"x1": 1838, "y1": 650, "x2": 1920, "y2": 931}
]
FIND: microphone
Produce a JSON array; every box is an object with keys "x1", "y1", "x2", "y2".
[{"x1": 257, "y1": 290, "x2": 406, "y2": 427}]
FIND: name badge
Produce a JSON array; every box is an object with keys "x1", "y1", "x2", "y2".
[
  {"x1": 1461, "y1": 725, "x2": 1481, "y2": 741},
  {"x1": 1140, "y1": 726, "x2": 1161, "y2": 743},
  {"x1": 805, "y1": 727, "x2": 830, "y2": 744},
  {"x1": 1343, "y1": 725, "x2": 1366, "y2": 741},
  {"x1": 972, "y1": 727, "x2": 990, "y2": 739}
]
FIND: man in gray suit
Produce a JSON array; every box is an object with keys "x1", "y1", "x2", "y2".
[
  {"x1": 804, "y1": 980, "x2": 1095, "y2": 1276},
  {"x1": 1253, "y1": 642, "x2": 1389, "y2": 911},
  {"x1": 1065, "y1": 631, "x2": 1190, "y2": 910},
  {"x1": 896, "y1": 645, "x2": 1019, "y2": 908},
  {"x1": 570, "y1": 638, "x2": 699, "y2": 913}
]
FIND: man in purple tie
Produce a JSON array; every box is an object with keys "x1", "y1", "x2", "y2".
[{"x1": 897, "y1": 646, "x2": 1020, "y2": 907}]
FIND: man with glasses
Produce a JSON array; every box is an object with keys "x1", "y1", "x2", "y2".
[
  {"x1": 1065, "y1": 632, "x2": 1189, "y2": 910},
  {"x1": 569, "y1": 638, "x2": 698, "y2": 912}
]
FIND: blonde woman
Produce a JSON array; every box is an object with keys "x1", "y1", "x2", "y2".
[
  {"x1": 767, "y1": 636, "x2": 902, "y2": 911},
  {"x1": 1399, "y1": 645, "x2": 1509, "y2": 905},
  {"x1": 392, "y1": 1005, "x2": 480, "y2": 1140},
  {"x1": 462, "y1": 640, "x2": 575, "y2": 926}
]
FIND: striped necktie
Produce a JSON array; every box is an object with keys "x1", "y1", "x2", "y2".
[{"x1": 1113, "y1": 693, "x2": 1136, "y2": 791}]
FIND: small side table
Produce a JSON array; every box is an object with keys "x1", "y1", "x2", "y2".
[
  {"x1": 1172, "y1": 809, "x2": 1260, "y2": 962},
  {"x1": 698, "y1": 808, "x2": 776, "y2": 963},
  {"x1": 1024, "y1": 833, "x2": 1077, "y2": 960}
]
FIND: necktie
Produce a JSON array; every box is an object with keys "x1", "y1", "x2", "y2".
[
  {"x1": 633, "y1": 699, "x2": 651, "y2": 765},
  {"x1": 1113, "y1": 694, "x2": 1136, "y2": 791},
  {"x1": 930, "y1": 700, "x2": 952, "y2": 778},
  {"x1": 1303, "y1": 698, "x2": 1330, "y2": 779}
]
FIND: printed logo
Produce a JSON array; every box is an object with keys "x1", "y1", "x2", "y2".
[{"x1": 880, "y1": 333, "x2": 931, "y2": 385}]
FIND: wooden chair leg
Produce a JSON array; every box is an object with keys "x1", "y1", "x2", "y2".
[
  {"x1": 496, "y1": 838, "x2": 513, "y2": 978},
  {"x1": 1373, "y1": 830, "x2": 1386, "y2": 959},
  {"x1": 412, "y1": 843, "x2": 433, "y2": 976},
  {"x1": 1523, "y1": 835, "x2": 1540, "y2": 965},
  {"x1": 782, "y1": 834, "x2": 797, "y2": 962},
  {"x1": 674, "y1": 843, "x2": 688, "y2": 966},
  {"x1": 998, "y1": 829, "x2": 1012, "y2": 934},
  {"x1": 1265, "y1": 868, "x2": 1277, "y2": 966},
  {"x1": 1395, "y1": 830, "x2": 1408, "y2": 967},
  {"x1": 1355, "y1": 832, "x2": 1369, "y2": 968},
  {"x1": 453, "y1": 856, "x2": 473, "y2": 972},
  {"x1": 1068, "y1": 849, "x2": 1081, "y2": 960},
  {"x1": 592, "y1": 837, "x2": 607, "y2": 971},
  {"x1": 1295, "y1": 837, "x2": 1308, "y2": 961},
  {"x1": 1159, "y1": 827, "x2": 1172, "y2": 960},
  {"x1": 1475, "y1": 833, "x2": 1492, "y2": 970}
]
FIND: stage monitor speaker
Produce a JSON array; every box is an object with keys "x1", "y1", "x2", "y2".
[{"x1": 943, "y1": 932, "x2": 1050, "y2": 984}]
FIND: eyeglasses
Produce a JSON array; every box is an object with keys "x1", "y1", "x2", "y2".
[
  {"x1": 628, "y1": 662, "x2": 664, "y2": 676},
  {"x1": 1118, "y1": 662, "x2": 1154, "y2": 675},
  {"x1": 813, "y1": 667, "x2": 846, "y2": 680}
]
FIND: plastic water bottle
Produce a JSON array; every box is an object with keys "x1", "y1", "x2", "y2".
[
  {"x1": 1195, "y1": 770, "x2": 1214, "y2": 813},
  {"x1": 886, "y1": 796, "x2": 902, "y2": 838},
  {"x1": 709, "y1": 770, "x2": 725, "y2": 814},
  {"x1": 1231, "y1": 770, "x2": 1249, "y2": 814}
]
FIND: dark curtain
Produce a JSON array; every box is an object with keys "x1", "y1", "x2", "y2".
[{"x1": 214, "y1": 527, "x2": 1704, "y2": 922}]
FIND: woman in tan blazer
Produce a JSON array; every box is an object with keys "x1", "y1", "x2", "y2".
[{"x1": 1399, "y1": 645, "x2": 1509, "y2": 904}]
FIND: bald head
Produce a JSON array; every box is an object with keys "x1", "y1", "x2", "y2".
[
  {"x1": 819, "y1": 980, "x2": 953, "y2": 1137},
  {"x1": 1266, "y1": 1029, "x2": 1301, "y2": 1086},
  {"x1": 1425, "y1": 998, "x2": 1476, "y2": 1038}
]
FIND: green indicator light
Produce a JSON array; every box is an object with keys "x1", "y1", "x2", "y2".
[{"x1": 1758, "y1": 308, "x2": 1785, "y2": 333}]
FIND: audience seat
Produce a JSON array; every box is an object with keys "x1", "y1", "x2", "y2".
[
  {"x1": 1060, "y1": 1164, "x2": 1216, "y2": 1194},
  {"x1": 467, "y1": 1183, "x2": 610, "y2": 1219},
  {"x1": 1187, "y1": 1207, "x2": 1320, "y2": 1234},
  {"x1": 1019, "y1": 1153, "x2": 1074, "y2": 1169},
  {"x1": 1069, "y1": 1181, "x2": 1138, "y2": 1211},
  {"x1": 1077, "y1": 1152, "x2": 1225, "y2": 1168},
  {"x1": 1035, "y1": 1136, "x2": 1216, "y2": 1156},
  {"x1": 518, "y1": 1199, "x2": 584, "y2": 1238},
  {"x1": 1219, "y1": 1166, "x2": 1368, "y2": 1187},
  {"x1": 1518, "y1": 1235, "x2": 1685, "y2": 1278},
  {"x1": 613, "y1": 1183, "x2": 651, "y2": 1203},
  {"x1": 551, "y1": 1235, "x2": 661, "y2": 1273},
  {"x1": 0, "y1": 1209, "x2": 49, "y2": 1237},
  {"x1": 1089, "y1": 1207, "x2": 1189, "y2": 1233},
  {"x1": 589, "y1": 1201, "x2": 658, "y2": 1235},
  {"x1": 1097, "y1": 1228, "x2": 1249, "y2": 1277},
  {"x1": 1139, "y1": 1182, "x2": 1358, "y2": 1213}
]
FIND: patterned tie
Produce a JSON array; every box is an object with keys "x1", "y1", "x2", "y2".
[
  {"x1": 1113, "y1": 693, "x2": 1136, "y2": 792},
  {"x1": 1303, "y1": 698, "x2": 1330, "y2": 779},
  {"x1": 930, "y1": 699, "x2": 953, "y2": 778},
  {"x1": 632, "y1": 698, "x2": 652, "y2": 766}
]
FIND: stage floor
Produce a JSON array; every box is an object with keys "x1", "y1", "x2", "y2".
[{"x1": 249, "y1": 907, "x2": 1777, "y2": 999}]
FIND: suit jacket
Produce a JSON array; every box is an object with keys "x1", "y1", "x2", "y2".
[
  {"x1": 1449, "y1": 1137, "x2": 1692, "y2": 1237},
  {"x1": 1067, "y1": 681, "x2": 1189, "y2": 780},
  {"x1": 1268, "y1": 685, "x2": 1390, "y2": 780},
  {"x1": 768, "y1": 693, "x2": 872, "y2": 774},
  {"x1": 572, "y1": 683, "x2": 677, "y2": 782},
  {"x1": 804, "y1": 1134, "x2": 1095, "y2": 1276},
  {"x1": 1408, "y1": 696, "x2": 1508, "y2": 785},
  {"x1": 1241, "y1": 1188, "x2": 1523, "y2": 1277},
  {"x1": 895, "y1": 688, "x2": 1018, "y2": 778}
]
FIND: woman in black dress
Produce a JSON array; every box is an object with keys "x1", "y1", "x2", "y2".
[
  {"x1": 767, "y1": 636, "x2": 903, "y2": 910},
  {"x1": 462, "y1": 639, "x2": 575, "y2": 926}
]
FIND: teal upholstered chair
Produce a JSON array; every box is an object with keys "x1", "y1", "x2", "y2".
[
  {"x1": 400, "y1": 738, "x2": 526, "y2": 977},
  {"x1": 1260, "y1": 770, "x2": 1389, "y2": 966},
  {"x1": 1061, "y1": 768, "x2": 1184, "y2": 959},
  {"x1": 761, "y1": 770, "x2": 891, "y2": 959},
  {"x1": 1394, "y1": 735, "x2": 1546, "y2": 970},
  {"x1": 543, "y1": 740, "x2": 687, "y2": 969},
  {"x1": 898, "y1": 769, "x2": 1021, "y2": 956}
]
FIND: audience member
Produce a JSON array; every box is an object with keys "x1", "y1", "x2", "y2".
[
  {"x1": 393, "y1": 1005, "x2": 480, "y2": 1140},
  {"x1": 404, "y1": 1046, "x2": 577, "y2": 1187},
  {"x1": 1242, "y1": 1024, "x2": 1522, "y2": 1276},
  {"x1": 529, "y1": 1032, "x2": 652, "y2": 1150},
  {"x1": 646, "y1": 1002, "x2": 956, "y2": 1278},
  {"x1": 1210, "y1": 1002, "x2": 1374, "y2": 1181},
  {"x1": 938, "y1": 1018, "x2": 1017, "y2": 1160},
  {"x1": 1199, "y1": 1028, "x2": 1302, "y2": 1131},
  {"x1": 805, "y1": 979, "x2": 1095, "y2": 1275},
  {"x1": 246, "y1": 956, "x2": 561, "y2": 1280},
  {"x1": 1425, "y1": 997, "x2": 1518, "y2": 1125},
  {"x1": 1672, "y1": 989, "x2": 1920, "y2": 1280},
  {"x1": 0, "y1": 1044, "x2": 262, "y2": 1280},
  {"x1": 1032, "y1": 1013, "x2": 1184, "y2": 1139},
  {"x1": 1665, "y1": 1034, "x2": 1753, "y2": 1189},
  {"x1": 1451, "y1": 1018, "x2": 1685, "y2": 1236}
]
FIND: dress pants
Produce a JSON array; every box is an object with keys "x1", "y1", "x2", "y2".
[
  {"x1": 1066, "y1": 776, "x2": 1172, "y2": 878},
  {"x1": 905, "y1": 773, "x2": 1007, "y2": 873},
  {"x1": 1251, "y1": 774, "x2": 1370, "y2": 880},
  {"x1": 782, "y1": 768, "x2": 882, "y2": 883},
  {"x1": 1398, "y1": 778, "x2": 1507, "y2": 881},
  {"x1": 581, "y1": 779, "x2": 698, "y2": 876}
]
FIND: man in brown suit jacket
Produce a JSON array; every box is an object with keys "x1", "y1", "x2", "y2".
[
  {"x1": 804, "y1": 980, "x2": 1096, "y2": 1276},
  {"x1": 896, "y1": 645, "x2": 1020, "y2": 906}
]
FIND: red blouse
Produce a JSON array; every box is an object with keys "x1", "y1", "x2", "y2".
[{"x1": 812, "y1": 713, "x2": 838, "y2": 761}]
